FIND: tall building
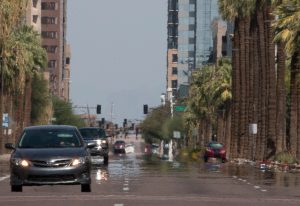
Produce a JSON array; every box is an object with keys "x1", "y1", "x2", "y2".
[
  {"x1": 166, "y1": 0, "x2": 231, "y2": 98},
  {"x1": 177, "y1": 0, "x2": 196, "y2": 93},
  {"x1": 26, "y1": 0, "x2": 42, "y2": 32},
  {"x1": 167, "y1": 0, "x2": 179, "y2": 99},
  {"x1": 41, "y1": 0, "x2": 70, "y2": 101}
]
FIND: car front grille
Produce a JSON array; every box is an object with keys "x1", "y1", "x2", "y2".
[
  {"x1": 28, "y1": 174, "x2": 75, "y2": 182},
  {"x1": 31, "y1": 159, "x2": 72, "y2": 168}
]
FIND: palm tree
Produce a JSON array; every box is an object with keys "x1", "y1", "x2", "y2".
[
  {"x1": 273, "y1": 0, "x2": 300, "y2": 158},
  {"x1": 6, "y1": 25, "x2": 47, "y2": 142},
  {"x1": 0, "y1": 0, "x2": 28, "y2": 153},
  {"x1": 185, "y1": 58, "x2": 232, "y2": 151}
]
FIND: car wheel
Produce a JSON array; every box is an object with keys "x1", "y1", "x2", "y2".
[
  {"x1": 11, "y1": 185, "x2": 22, "y2": 192},
  {"x1": 104, "y1": 155, "x2": 109, "y2": 165},
  {"x1": 81, "y1": 184, "x2": 91, "y2": 192}
]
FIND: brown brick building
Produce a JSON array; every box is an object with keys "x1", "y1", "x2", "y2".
[{"x1": 41, "y1": 0, "x2": 70, "y2": 101}]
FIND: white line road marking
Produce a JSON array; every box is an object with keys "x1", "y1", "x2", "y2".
[
  {"x1": 114, "y1": 204, "x2": 124, "y2": 206},
  {"x1": 261, "y1": 189, "x2": 267, "y2": 192},
  {"x1": 123, "y1": 187, "x2": 129, "y2": 192},
  {"x1": 0, "y1": 175, "x2": 9, "y2": 182},
  {"x1": 254, "y1": 186, "x2": 261, "y2": 189}
]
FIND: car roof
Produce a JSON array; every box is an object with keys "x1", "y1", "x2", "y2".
[
  {"x1": 24, "y1": 125, "x2": 78, "y2": 131},
  {"x1": 115, "y1": 140, "x2": 125, "y2": 143},
  {"x1": 79, "y1": 127, "x2": 104, "y2": 130}
]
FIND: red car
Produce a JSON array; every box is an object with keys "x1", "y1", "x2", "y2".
[
  {"x1": 113, "y1": 140, "x2": 126, "y2": 154},
  {"x1": 204, "y1": 142, "x2": 226, "y2": 163}
]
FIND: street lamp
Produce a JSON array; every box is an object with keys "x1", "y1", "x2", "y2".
[
  {"x1": 167, "y1": 88, "x2": 175, "y2": 118},
  {"x1": 160, "y1": 93, "x2": 166, "y2": 106}
]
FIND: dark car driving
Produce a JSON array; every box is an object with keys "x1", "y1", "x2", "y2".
[
  {"x1": 113, "y1": 140, "x2": 126, "y2": 154},
  {"x1": 79, "y1": 127, "x2": 109, "y2": 165},
  {"x1": 5, "y1": 125, "x2": 93, "y2": 192},
  {"x1": 203, "y1": 141, "x2": 226, "y2": 163}
]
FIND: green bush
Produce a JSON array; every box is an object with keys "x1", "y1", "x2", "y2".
[{"x1": 274, "y1": 151, "x2": 298, "y2": 164}]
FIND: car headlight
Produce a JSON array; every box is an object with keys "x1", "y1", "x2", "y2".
[
  {"x1": 101, "y1": 140, "x2": 107, "y2": 144},
  {"x1": 96, "y1": 140, "x2": 101, "y2": 145},
  {"x1": 11, "y1": 158, "x2": 30, "y2": 167},
  {"x1": 71, "y1": 157, "x2": 85, "y2": 166}
]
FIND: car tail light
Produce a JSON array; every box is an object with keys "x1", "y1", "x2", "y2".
[
  {"x1": 219, "y1": 149, "x2": 226, "y2": 154},
  {"x1": 206, "y1": 148, "x2": 213, "y2": 153}
]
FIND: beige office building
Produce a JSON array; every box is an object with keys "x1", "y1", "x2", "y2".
[
  {"x1": 41, "y1": 0, "x2": 70, "y2": 101},
  {"x1": 26, "y1": 0, "x2": 42, "y2": 32}
]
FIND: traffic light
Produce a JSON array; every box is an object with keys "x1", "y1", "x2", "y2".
[
  {"x1": 143, "y1": 104, "x2": 148, "y2": 114},
  {"x1": 101, "y1": 118, "x2": 105, "y2": 125},
  {"x1": 123, "y1": 119, "x2": 127, "y2": 128},
  {"x1": 96, "y1": 105, "x2": 101, "y2": 114}
]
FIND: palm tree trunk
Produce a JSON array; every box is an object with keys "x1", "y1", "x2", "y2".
[
  {"x1": 289, "y1": 52, "x2": 299, "y2": 156},
  {"x1": 276, "y1": 42, "x2": 286, "y2": 153},
  {"x1": 24, "y1": 76, "x2": 32, "y2": 127},
  {"x1": 230, "y1": 19, "x2": 240, "y2": 159},
  {"x1": 265, "y1": 7, "x2": 277, "y2": 159},
  {"x1": 238, "y1": 18, "x2": 247, "y2": 158},
  {"x1": 257, "y1": 9, "x2": 267, "y2": 160},
  {"x1": 225, "y1": 106, "x2": 232, "y2": 160}
]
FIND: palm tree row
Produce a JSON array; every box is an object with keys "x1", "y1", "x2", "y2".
[
  {"x1": 185, "y1": 58, "x2": 232, "y2": 153},
  {"x1": 211, "y1": 0, "x2": 300, "y2": 160},
  {"x1": 0, "y1": 0, "x2": 48, "y2": 154}
]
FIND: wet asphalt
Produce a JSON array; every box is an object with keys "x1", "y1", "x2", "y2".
[{"x1": 0, "y1": 136, "x2": 299, "y2": 206}]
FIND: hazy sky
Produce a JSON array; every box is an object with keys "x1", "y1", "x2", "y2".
[{"x1": 68, "y1": 0, "x2": 167, "y2": 124}]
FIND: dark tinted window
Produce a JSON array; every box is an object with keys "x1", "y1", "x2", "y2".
[
  {"x1": 114, "y1": 141, "x2": 125, "y2": 145},
  {"x1": 79, "y1": 128, "x2": 106, "y2": 140},
  {"x1": 208, "y1": 142, "x2": 223, "y2": 149},
  {"x1": 18, "y1": 129, "x2": 82, "y2": 148}
]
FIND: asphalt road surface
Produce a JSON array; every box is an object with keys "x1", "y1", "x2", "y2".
[{"x1": 0, "y1": 135, "x2": 299, "y2": 206}]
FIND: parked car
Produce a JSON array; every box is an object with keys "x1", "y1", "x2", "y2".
[
  {"x1": 79, "y1": 127, "x2": 109, "y2": 165},
  {"x1": 203, "y1": 141, "x2": 226, "y2": 163},
  {"x1": 125, "y1": 143, "x2": 135, "y2": 154},
  {"x1": 5, "y1": 125, "x2": 94, "y2": 192},
  {"x1": 151, "y1": 143, "x2": 160, "y2": 155},
  {"x1": 113, "y1": 140, "x2": 126, "y2": 154}
]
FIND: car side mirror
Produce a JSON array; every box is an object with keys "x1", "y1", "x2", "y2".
[
  {"x1": 86, "y1": 142, "x2": 96, "y2": 149},
  {"x1": 5, "y1": 143, "x2": 15, "y2": 150}
]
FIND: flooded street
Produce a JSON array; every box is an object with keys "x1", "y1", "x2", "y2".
[{"x1": 0, "y1": 140, "x2": 300, "y2": 205}]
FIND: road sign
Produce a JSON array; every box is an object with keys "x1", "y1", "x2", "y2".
[
  {"x1": 2, "y1": 113, "x2": 9, "y2": 128},
  {"x1": 173, "y1": 131, "x2": 181, "y2": 139},
  {"x1": 174, "y1": 105, "x2": 186, "y2": 112},
  {"x1": 249, "y1": 123, "x2": 257, "y2": 135}
]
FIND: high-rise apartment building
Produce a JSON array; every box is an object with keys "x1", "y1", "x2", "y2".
[
  {"x1": 167, "y1": 0, "x2": 179, "y2": 99},
  {"x1": 167, "y1": 0, "x2": 232, "y2": 98},
  {"x1": 26, "y1": 0, "x2": 42, "y2": 33},
  {"x1": 41, "y1": 0, "x2": 70, "y2": 101}
]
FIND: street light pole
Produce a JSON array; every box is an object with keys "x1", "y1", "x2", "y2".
[{"x1": 167, "y1": 88, "x2": 174, "y2": 118}]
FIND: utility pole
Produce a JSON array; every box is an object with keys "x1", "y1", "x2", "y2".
[
  {"x1": 110, "y1": 102, "x2": 114, "y2": 122},
  {"x1": 86, "y1": 104, "x2": 91, "y2": 126}
]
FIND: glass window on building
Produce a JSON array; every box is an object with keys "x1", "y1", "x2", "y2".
[
  {"x1": 172, "y1": 54, "x2": 178, "y2": 62},
  {"x1": 42, "y1": 31, "x2": 57, "y2": 39},
  {"x1": 43, "y1": 45, "x2": 57, "y2": 53},
  {"x1": 48, "y1": 60, "x2": 56, "y2": 68},
  {"x1": 32, "y1": 0, "x2": 38, "y2": 8},
  {"x1": 41, "y1": 17, "x2": 57, "y2": 24},
  {"x1": 172, "y1": 67, "x2": 178, "y2": 75},
  {"x1": 41, "y1": 2, "x2": 56, "y2": 10},
  {"x1": 171, "y1": 80, "x2": 178, "y2": 89}
]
